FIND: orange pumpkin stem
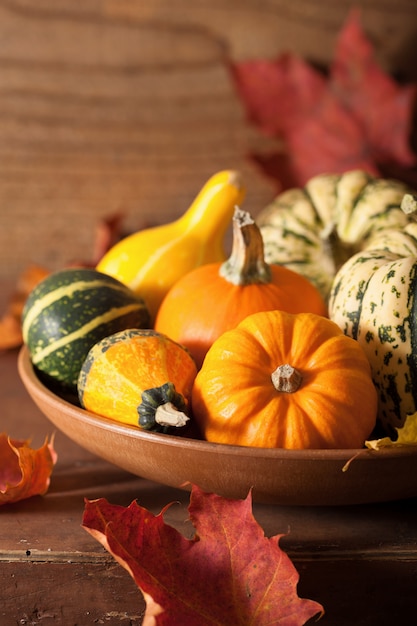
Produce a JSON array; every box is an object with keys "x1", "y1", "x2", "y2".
[
  {"x1": 219, "y1": 207, "x2": 272, "y2": 285},
  {"x1": 271, "y1": 364, "x2": 302, "y2": 393},
  {"x1": 155, "y1": 402, "x2": 190, "y2": 428}
]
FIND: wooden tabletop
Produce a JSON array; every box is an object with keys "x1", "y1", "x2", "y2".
[
  {"x1": 1, "y1": 0, "x2": 416, "y2": 284},
  {"x1": 1, "y1": 289, "x2": 417, "y2": 625}
]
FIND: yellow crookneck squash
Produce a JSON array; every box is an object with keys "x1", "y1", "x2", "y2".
[
  {"x1": 155, "y1": 207, "x2": 327, "y2": 368},
  {"x1": 191, "y1": 310, "x2": 378, "y2": 450},
  {"x1": 97, "y1": 170, "x2": 246, "y2": 323},
  {"x1": 78, "y1": 329, "x2": 197, "y2": 433}
]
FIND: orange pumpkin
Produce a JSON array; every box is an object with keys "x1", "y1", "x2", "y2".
[
  {"x1": 78, "y1": 329, "x2": 197, "y2": 432},
  {"x1": 191, "y1": 310, "x2": 378, "y2": 449},
  {"x1": 155, "y1": 208, "x2": 327, "y2": 368}
]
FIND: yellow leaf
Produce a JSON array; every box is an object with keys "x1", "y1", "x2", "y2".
[{"x1": 365, "y1": 413, "x2": 417, "y2": 449}]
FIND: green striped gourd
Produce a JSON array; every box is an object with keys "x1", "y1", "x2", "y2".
[
  {"x1": 22, "y1": 268, "x2": 150, "y2": 393},
  {"x1": 328, "y1": 197, "x2": 417, "y2": 434},
  {"x1": 257, "y1": 170, "x2": 412, "y2": 301}
]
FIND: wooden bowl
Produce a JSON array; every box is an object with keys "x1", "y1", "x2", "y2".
[{"x1": 18, "y1": 346, "x2": 417, "y2": 506}]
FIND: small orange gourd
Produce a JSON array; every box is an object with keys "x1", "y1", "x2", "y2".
[
  {"x1": 192, "y1": 310, "x2": 378, "y2": 449},
  {"x1": 155, "y1": 208, "x2": 327, "y2": 368},
  {"x1": 78, "y1": 329, "x2": 197, "y2": 432}
]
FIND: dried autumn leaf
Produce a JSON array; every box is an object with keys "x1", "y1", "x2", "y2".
[
  {"x1": 366, "y1": 412, "x2": 417, "y2": 449},
  {"x1": 0, "y1": 313, "x2": 24, "y2": 352},
  {"x1": 230, "y1": 9, "x2": 417, "y2": 189},
  {"x1": 0, "y1": 264, "x2": 50, "y2": 351},
  {"x1": 331, "y1": 9, "x2": 416, "y2": 168},
  {"x1": 0, "y1": 433, "x2": 57, "y2": 505},
  {"x1": 83, "y1": 485, "x2": 323, "y2": 626},
  {"x1": 91, "y1": 211, "x2": 126, "y2": 265},
  {"x1": 230, "y1": 53, "x2": 326, "y2": 139},
  {"x1": 70, "y1": 210, "x2": 127, "y2": 267}
]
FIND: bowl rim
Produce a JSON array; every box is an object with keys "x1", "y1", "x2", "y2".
[{"x1": 17, "y1": 345, "x2": 417, "y2": 462}]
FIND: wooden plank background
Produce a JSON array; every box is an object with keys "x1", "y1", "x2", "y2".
[{"x1": 1, "y1": 0, "x2": 416, "y2": 282}]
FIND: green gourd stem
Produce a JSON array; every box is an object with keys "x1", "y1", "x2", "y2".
[
  {"x1": 138, "y1": 382, "x2": 190, "y2": 432},
  {"x1": 219, "y1": 207, "x2": 272, "y2": 285},
  {"x1": 271, "y1": 364, "x2": 303, "y2": 393}
]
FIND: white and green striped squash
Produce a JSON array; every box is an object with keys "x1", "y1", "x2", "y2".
[
  {"x1": 22, "y1": 268, "x2": 150, "y2": 393},
  {"x1": 257, "y1": 170, "x2": 413, "y2": 301},
  {"x1": 328, "y1": 217, "x2": 417, "y2": 435}
]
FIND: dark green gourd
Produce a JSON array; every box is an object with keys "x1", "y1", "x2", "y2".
[{"x1": 22, "y1": 268, "x2": 150, "y2": 393}]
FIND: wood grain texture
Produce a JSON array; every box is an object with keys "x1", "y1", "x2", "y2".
[
  {"x1": 0, "y1": 0, "x2": 416, "y2": 280},
  {"x1": 2, "y1": 560, "x2": 417, "y2": 625},
  {"x1": 1, "y1": 562, "x2": 145, "y2": 625}
]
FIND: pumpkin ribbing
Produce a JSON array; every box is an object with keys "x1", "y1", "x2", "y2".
[{"x1": 192, "y1": 310, "x2": 378, "y2": 450}]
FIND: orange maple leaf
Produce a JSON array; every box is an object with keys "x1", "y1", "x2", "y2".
[
  {"x1": 0, "y1": 433, "x2": 57, "y2": 505},
  {"x1": 83, "y1": 485, "x2": 324, "y2": 625},
  {"x1": 0, "y1": 265, "x2": 50, "y2": 351}
]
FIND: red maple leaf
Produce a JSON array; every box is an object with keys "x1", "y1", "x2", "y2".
[
  {"x1": 82, "y1": 485, "x2": 323, "y2": 625},
  {"x1": 331, "y1": 11, "x2": 416, "y2": 168},
  {"x1": 230, "y1": 9, "x2": 417, "y2": 190}
]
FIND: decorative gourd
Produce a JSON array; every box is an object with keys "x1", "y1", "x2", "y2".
[
  {"x1": 78, "y1": 329, "x2": 197, "y2": 432},
  {"x1": 22, "y1": 268, "x2": 150, "y2": 393},
  {"x1": 97, "y1": 170, "x2": 246, "y2": 322},
  {"x1": 155, "y1": 207, "x2": 327, "y2": 368},
  {"x1": 329, "y1": 194, "x2": 417, "y2": 434},
  {"x1": 257, "y1": 170, "x2": 413, "y2": 300},
  {"x1": 191, "y1": 310, "x2": 378, "y2": 449}
]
